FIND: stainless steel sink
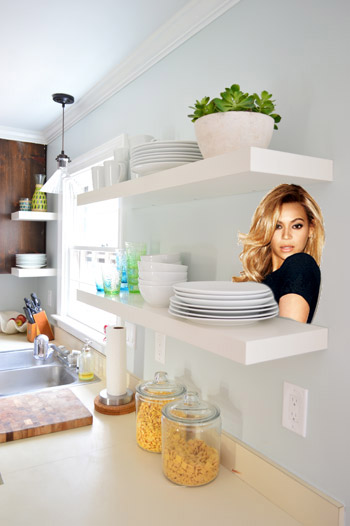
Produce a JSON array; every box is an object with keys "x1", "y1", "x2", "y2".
[
  {"x1": 0, "y1": 349, "x2": 45, "y2": 371},
  {"x1": 0, "y1": 348, "x2": 100, "y2": 397}
]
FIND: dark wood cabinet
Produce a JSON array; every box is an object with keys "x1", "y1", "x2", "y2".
[{"x1": 0, "y1": 138, "x2": 47, "y2": 273}]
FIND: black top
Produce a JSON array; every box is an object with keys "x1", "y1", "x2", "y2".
[{"x1": 262, "y1": 253, "x2": 321, "y2": 323}]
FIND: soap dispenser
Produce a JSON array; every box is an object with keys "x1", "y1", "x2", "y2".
[{"x1": 78, "y1": 339, "x2": 94, "y2": 381}]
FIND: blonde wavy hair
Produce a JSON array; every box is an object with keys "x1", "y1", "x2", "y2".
[{"x1": 233, "y1": 184, "x2": 325, "y2": 283}]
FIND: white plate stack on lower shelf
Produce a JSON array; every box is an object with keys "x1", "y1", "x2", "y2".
[
  {"x1": 130, "y1": 140, "x2": 203, "y2": 177},
  {"x1": 169, "y1": 281, "x2": 279, "y2": 326}
]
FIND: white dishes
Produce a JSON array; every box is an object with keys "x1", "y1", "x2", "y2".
[
  {"x1": 138, "y1": 253, "x2": 188, "y2": 307},
  {"x1": 138, "y1": 261, "x2": 187, "y2": 273},
  {"x1": 168, "y1": 281, "x2": 278, "y2": 325},
  {"x1": 140, "y1": 253, "x2": 181, "y2": 264},
  {"x1": 130, "y1": 140, "x2": 203, "y2": 177},
  {"x1": 16, "y1": 253, "x2": 47, "y2": 269}
]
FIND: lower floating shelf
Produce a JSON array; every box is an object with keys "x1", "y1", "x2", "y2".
[
  {"x1": 11, "y1": 268, "x2": 57, "y2": 278},
  {"x1": 77, "y1": 289, "x2": 328, "y2": 365}
]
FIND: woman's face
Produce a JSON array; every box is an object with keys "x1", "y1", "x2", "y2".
[{"x1": 270, "y1": 202, "x2": 314, "y2": 271}]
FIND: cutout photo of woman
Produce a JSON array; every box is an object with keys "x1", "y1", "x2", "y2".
[{"x1": 233, "y1": 184, "x2": 325, "y2": 323}]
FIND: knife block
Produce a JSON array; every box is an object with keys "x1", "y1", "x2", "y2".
[{"x1": 27, "y1": 310, "x2": 54, "y2": 342}]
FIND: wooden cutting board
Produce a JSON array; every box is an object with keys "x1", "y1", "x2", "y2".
[{"x1": 0, "y1": 388, "x2": 92, "y2": 443}]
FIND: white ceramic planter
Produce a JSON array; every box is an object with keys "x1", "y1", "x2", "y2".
[{"x1": 194, "y1": 111, "x2": 274, "y2": 158}]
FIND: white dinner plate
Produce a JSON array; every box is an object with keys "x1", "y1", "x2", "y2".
[
  {"x1": 131, "y1": 153, "x2": 202, "y2": 163},
  {"x1": 132, "y1": 161, "x2": 190, "y2": 176},
  {"x1": 173, "y1": 281, "x2": 272, "y2": 296},
  {"x1": 131, "y1": 148, "x2": 202, "y2": 158},
  {"x1": 131, "y1": 157, "x2": 201, "y2": 167},
  {"x1": 16, "y1": 264, "x2": 47, "y2": 269},
  {"x1": 131, "y1": 140, "x2": 199, "y2": 153},
  {"x1": 173, "y1": 296, "x2": 276, "y2": 308},
  {"x1": 169, "y1": 303, "x2": 278, "y2": 319},
  {"x1": 168, "y1": 307, "x2": 278, "y2": 326},
  {"x1": 173, "y1": 290, "x2": 273, "y2": 302},
  {"x1": 169, "y1": 297, "x2": 278, "y2": 314}
]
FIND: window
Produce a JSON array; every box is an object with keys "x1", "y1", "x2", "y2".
[{"x1": 55, "y1": 134, "x2": 127, "y2": 349}]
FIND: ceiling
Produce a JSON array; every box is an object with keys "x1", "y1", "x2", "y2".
[
  {"x1": 0, "y1": 0, "x2": 240, "y2": 144},
  {"x1": 0, "y1": 0, "x2": 207, "y2": 143}
]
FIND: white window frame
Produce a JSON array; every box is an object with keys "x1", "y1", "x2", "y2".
[{"x1": 53, "y1": 133, "x2": 128, "y2": 351}]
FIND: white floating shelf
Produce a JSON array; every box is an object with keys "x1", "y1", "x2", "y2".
[
  {"x1": 77, "y1": 289, "x2": 328, "y2": 365},
  {"x1": 11, "y1": 211, "x2": 58, "y2": 221},
  {"x1": 77, "y1": 147, "x2": 333, "y2": 208},
  {"x1": 11, "y1": 268, "x2": 57, "y2": 278}
]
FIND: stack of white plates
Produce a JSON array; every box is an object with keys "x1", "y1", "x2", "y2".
[
  {"x1": 16, "y1": 253, "x2": 47, "y2": 269},
  {"x1": 169, "y1": 281, "x2": 279, "y2": 326},
  {"x1": 130, "y1": 140, "x2": 203, "y2": 177}
]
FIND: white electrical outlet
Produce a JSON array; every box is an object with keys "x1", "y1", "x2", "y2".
[
  {"x1": 155, "y1": 332, "x2": 166, "y2": 364},
  {"x1": 282, "y1": 381, "x2": 308, "y2": 437},
  {"x1": 125, "y1": 322, "x2": 136, "y2": 351}
]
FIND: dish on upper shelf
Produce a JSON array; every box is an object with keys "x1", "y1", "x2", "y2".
[
  {"x1": 131, "y1": 153, "x2": 202, "y2": 163},
  {"x1": 132, "y1": 161, "x2": 192, "y2": 176}
]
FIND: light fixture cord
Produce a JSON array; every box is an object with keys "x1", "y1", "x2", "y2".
[{"x1": 61, "y1": 103, "x2": 65, "y2": 154}]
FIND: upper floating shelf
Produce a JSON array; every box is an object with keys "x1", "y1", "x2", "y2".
[
  {"x1": 11, "y1": 211, "x2": 58, "y2": 221},
  {"x1": 77, "y1": 147, "x2": 333, "y2": 208}
]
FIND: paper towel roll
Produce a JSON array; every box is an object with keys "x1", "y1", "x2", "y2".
[{"x1": 105, "y1": 326, "x2": 127, "y2": 397}]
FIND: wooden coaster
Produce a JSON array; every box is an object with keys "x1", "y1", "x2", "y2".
[{"x1": 94, "y1": 393, "x2": 136, "y2": 415}]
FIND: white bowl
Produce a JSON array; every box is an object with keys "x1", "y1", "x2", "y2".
[
  {"x1": 139, "y1": 270, "x2": 187, "y2": 282},
  {"x1": 139, "y1": 278, "x2": 186, "y2": 286},
  {"x1": 138, "y1": 261, "x2": 188, "y2": 272},
  {"x1": 139, "y1": 283, "x2": 174, "y2": 307},
  {"x1": 140, "y1": 254, "x2": 181, "y2": 264}
]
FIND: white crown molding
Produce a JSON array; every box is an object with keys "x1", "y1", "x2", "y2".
[
  {"x1": 43, "y1": 0, "x2": 240, "y2": 144},
  {"x1": 0, "y1": 125, "x2": 46, "y2": 144}
]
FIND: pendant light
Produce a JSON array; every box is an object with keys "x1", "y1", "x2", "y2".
[{"x1": 41, "y1": 93, "x2": 77, "y2": 194}]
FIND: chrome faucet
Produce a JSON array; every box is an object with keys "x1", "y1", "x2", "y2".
[
  {"x1": 33, "y1": 335, "x2": 80, "y2": 368},
  {"x1": 33, "y1": 334, "x2": 54, "y2": 361}
]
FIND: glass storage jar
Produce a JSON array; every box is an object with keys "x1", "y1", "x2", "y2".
[
  {"x1": 135, "y1": 371, "x2": 186, "y2": 453},
  {"x1": 161, "y1": 391, "x2": 221, "y2": 486}
]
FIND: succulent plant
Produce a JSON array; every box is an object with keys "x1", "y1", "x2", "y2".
[{"x1": 188, "y1": 84, "x2": 281, "y2": 129}]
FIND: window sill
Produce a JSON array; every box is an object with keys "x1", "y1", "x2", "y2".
[{"x1": 52, "y1": 314, "x2": 106, "y2": 354}]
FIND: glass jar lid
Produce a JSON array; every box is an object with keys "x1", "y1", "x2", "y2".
[
  {"x1": 162, "y1": 391, "x2": 220, "y2": 424},
  {"x1": 136, "y1": 371, "x2": 186, "y2": 400}
]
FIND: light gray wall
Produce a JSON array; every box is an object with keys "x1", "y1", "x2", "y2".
[{"x1": 45, "y1": 0, "x2": 350, "y2": 516}]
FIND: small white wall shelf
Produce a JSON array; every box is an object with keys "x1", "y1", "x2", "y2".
[
  {"x1": 77, "y1": 147, "x2": 333, "y2": 208},
  {"x1": 11, "y1": 268, "x2": 57, "y2": 278},
  {"x1": 77, "y1": 289, "x2": 328, "y2": 365},
  {"x1": 11, "y1": 211, "x2": 57, "y2": 221}
]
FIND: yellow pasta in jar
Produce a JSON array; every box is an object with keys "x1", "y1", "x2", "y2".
[
  {"x1": 136, "y1": 395, "x2": 172, "y2": 452},
  {"x1": 162, "y1": 432, "x2": 220, "y2": 486},
  {"x1": 135, "y1": 372, "x2": 186, "y2": 453}
]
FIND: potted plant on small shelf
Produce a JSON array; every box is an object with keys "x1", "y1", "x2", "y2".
[{"x1": 188, "y1": 84, "x2": 281, "y2": 158}]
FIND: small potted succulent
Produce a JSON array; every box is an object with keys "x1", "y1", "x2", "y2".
[{"x1": 188, "y1": 84, "x2": 281, "y2": 158}]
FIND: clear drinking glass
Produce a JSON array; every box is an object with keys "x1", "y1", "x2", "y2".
[
  {"x1": 93, "y1": 251, "x2": 105, "y2": 292},
  {"x1": 125, "y1": 241, "x2": 147, "y2": 293},
  {"x1": 102, "y1": 253, "x2": 122, "y2": 295},
  {"x1": 115, "y1": 248, "x2": 128, "y2": 291}
]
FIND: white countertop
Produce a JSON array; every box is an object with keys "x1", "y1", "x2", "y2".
[{"x1": 0, "y1": 333, "x2": 301, "y2": 526}]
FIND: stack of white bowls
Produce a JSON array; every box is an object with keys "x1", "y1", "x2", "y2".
[
  {"x1": 16, "y1": 253, "x2": 47, "y2": 269},
  {"x1": 138, "y1": 254, "x2": 188, "y2": 307}
]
